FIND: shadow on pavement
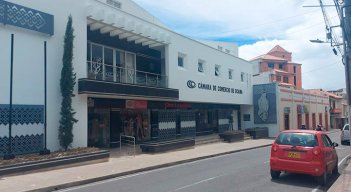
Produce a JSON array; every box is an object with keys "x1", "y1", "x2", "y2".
[{"x1": 271, "y1": 172, "x2": 341, "y2": 191}]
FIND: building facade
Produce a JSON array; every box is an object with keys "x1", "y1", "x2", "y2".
[
  {"x1": 0, "y1": 0, "x2": 253, "y2": 155},
  {"x1": 248, "y1": 46, "x2": 330, "y2": 136},
  {"x1": 251, "y1": 45, "x2": 302, "y2": 90}
]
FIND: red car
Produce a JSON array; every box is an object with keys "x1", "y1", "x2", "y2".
[{"x1": 270, "y1": 130, "x2": 338, "y2": 185}]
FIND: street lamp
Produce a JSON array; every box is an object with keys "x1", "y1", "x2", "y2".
[
  {"x1": 309, "y1": 39, "x2": 328, "y2": 43},
  {"x1": 309, "y1": 39, "x2": 343, "y2": 56}
]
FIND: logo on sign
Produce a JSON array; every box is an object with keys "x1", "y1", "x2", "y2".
[{"x1": 187, "y1": 80, "x2": 196, "y2": 89}]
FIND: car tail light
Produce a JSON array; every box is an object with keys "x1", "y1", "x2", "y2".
[
  {"x1": 313, "y1": 147, "x2": 321, "y2": 155},
  {"x1": 272, "y1": 144, "x2": 279, "y2": 152}
]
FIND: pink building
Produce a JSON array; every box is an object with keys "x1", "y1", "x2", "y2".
[{"x1": 251, "y1": 45, "x2": 302, "y2": 90}]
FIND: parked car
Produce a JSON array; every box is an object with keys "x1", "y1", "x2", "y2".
[
  {"x1": 270, "y1": 130, "x2": 338, "y2": 185},
  {"x1": 341, "y1": 124, "x2": 350, "y2": 145}
]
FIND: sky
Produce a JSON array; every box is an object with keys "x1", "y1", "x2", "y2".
[{"x1": 133, "y1": 0, "x2": 345, "y2": 91}]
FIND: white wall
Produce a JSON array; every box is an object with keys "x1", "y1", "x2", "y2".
[
  {"x1": 252, "y1": 71, "x2": 272, "y2": 85},
  {"x1": 0, "y1": 0, "x2": 89, "y2": 151},
  {"x1": 197, "y1": 40, "x2": 238, "y2": 57},
  {"x1": 167, "y1": 34, "x2": 253, "y2": 105}
]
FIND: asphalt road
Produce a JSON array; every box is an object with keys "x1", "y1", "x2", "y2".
[{"x1": 59, "y1": 131, "x2": 350, "y2": 192}]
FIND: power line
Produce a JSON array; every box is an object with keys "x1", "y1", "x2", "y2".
[{"x1": 302, "y1": 61, "x2": 341, "y2": 74}]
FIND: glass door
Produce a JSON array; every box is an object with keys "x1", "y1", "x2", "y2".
[
  {"x1": 91, "y1": 44, "x2": 103, "y2": 80},
  {"x1": 104, "y1": 47, "x2": 114, "y2": 81},
  {"x1": 125, "y1": 52, "x2": 136, "y2": 83},
  {"x1": 88, "y1": 108, "x2": 110, "y2": 148}
]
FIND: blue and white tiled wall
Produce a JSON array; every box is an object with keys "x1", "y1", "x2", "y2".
[
  {"x1": 0, "y1": 104, "x2": 44, "y2": 156},
  {"x1": 180, "y1": 110, "x2": 196, "y2": 137},
  {"x1": 158, "y1": 110, "x2": 177, "y2": 140}
]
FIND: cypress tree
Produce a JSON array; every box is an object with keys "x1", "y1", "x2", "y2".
[{"x1": 58, "y1": 15, "x2": 77, "y2": 151}]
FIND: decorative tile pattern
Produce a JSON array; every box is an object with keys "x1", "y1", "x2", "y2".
[
  {"x1": 158, "y1": 110, "x2": 176, "y2": 140},
  {"x1": 6, "y1": 5, "x2": 46, "y2": 29},
  {"x1": 0, "y1": 105, "x2": 44, "y2": 125},
  {"x1": 180, "y1": 110, "x2": 196, "y2": 137},
  {"x1": 0, "y1": 2, "x2": 4, "y2": 21},
  {"x1": 0, "y1": 134, "x2": 43, "y2": 156},
  {"x1": 0, "y1": 1, "x2": 54, "y2": 35}
]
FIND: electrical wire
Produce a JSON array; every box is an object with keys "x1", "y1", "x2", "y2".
[{"x1": 302, "y1": 61, "x2": 341, "y2": 74}]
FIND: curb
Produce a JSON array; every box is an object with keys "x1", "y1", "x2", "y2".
[
  {"x1": 0, "y1": 150, "x2": 109, "y2": 176},
  {"x1": 328, "y1": 155, "x2": 351, "y2": 192},
  {"x1": 27, "y1": 144, "x2": 272, "y2": 192}
]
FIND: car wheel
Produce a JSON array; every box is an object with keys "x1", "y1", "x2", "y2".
[
  {"x1": 316, "y1": 171, "x2": 327, "y2": 186},
  {"x1": 270, "y1": 169, "x2": 280, "y2": 179}
]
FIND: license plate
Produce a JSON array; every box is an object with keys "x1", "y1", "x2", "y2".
[{"x1": 287, "y1": 152, "x2": 301, "y2": 158}]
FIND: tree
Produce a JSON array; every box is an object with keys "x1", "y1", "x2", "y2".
[{"x1": 58, "y1": 15, "x2": 77, "y2": 151}]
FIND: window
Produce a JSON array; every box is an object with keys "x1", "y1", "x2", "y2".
[
  {"x1": 178, "y1": 53, "x2": 185, "y2": 67},
  {"x1": 215, "y1": 65, "x2": 221, "y2": 76},
  {"x1": 279, "y1": 64, "x2": 283, "y2": 69},
  {"x1": 276, "y1": 133, "x2": 318, "y2": 147},
  {"x1": 276, "y1": 75, "x2": 281, "y2": 82},
  {"x1": 294, "y1": 76, "x2": 297, "y2": 85},
  {"x1": 243, "y1": 114, "x2": 250, "y2": 121},
  {"x1": 283, "y1": 76, "x2": 289, "y2": 83},
  {"x1": 228, "y1": 69, "x2": 233, "y2": 79},
  {"x1": 294, "y1": 66, "x2": 296, "y2": 73},
  {"x1": 321, "y1": 135, "x2": 332, "y2": 148},
  {"x1": 241, "y1": 72, "x2": 245, "y2": 82},
  {"x1": 268, "y1": 63, "x2": 274, "y2": 68},
  {"x1": 198, "y1": 60, "x2": 204, "y2": 73}
]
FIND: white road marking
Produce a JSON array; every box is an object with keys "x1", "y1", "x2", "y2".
[
  {"x1": 168, "y1": 173, "x2": 227, "y2": 192},
  {"x1": 311, "y1": 186, "x2": 322, "y2": 192},
  {"x1": 338, "y1": 154, "x2": 351, "y2": 167}
]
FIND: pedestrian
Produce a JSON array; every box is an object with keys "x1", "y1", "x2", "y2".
[{"x1": 316, "y1": 124, "x2": 322, "y2": 131}]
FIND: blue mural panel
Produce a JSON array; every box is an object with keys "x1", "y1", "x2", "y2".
[
  {"x1": 0, "y1": 105, "x2": 44, "y2": 125},
  {"x1": 253, "y1": 83, "x2": 277, "y2": 124},
  {"x1": 0, "y1": 134, "x2": 44, "y2": 156},
  {"x1": 0, "y1": 1, "x2": 54, "y2": 35}
]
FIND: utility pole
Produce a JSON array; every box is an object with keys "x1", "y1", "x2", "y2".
[{"x1": 342, "y1": 0, "x2": 351, "y2": 151}]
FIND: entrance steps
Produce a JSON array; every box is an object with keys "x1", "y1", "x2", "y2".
[
  {"x1": 244, "y1": 133, "x2": 253, "y2": 140},
  {"x1": 195, "y1": 134, "x2": 222, "y2": 145}
]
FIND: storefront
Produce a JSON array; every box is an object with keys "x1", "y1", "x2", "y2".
[{"x1": 87, "y1": 98, "x2": 240, "y2": 148}]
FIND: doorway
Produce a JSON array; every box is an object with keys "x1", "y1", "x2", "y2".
[
  {"x1": 312, "y1": 113, "x2": 316, "y2": 129},
  {"x1": 110, "y1": 109, "x2": 122, "y2": 148},
  {"x1": 297, "y1": 114, "x2": 302, "y2": 129},
  {"x1": 305, "y1": 113, "x2": 310, "y2": 129},
  {"x1": 284, "y1": 114, "x2": 290, "y2": 130}
]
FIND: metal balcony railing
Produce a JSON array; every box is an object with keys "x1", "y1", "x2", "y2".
[{"x1": 87, "y1": 61, "x2": 168, "y2": 88}]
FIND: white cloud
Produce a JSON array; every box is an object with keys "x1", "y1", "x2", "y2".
[{"x1": 133, "y1": 0, "x2": 345, "y2": 90}]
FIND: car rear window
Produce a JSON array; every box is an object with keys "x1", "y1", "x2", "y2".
[{"x1": 276, "y1": 132, "x2": 318, "y2": 147}]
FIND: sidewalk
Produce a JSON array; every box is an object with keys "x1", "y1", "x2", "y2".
[
  {"x1": 328, "y1": 155, "x2": 351, "y2": 192},
  {"x1": 0, "y1": 136, "x2": 348, "y2": 192},
  {"x1": 0, "y1": 139, "x2": 273, "y2": 192}
]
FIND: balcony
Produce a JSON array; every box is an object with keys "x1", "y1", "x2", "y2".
[
  {"x1": 330, "y1": 108, "x2": 342, "y2": 114},
  {"x1": 86, "y1": 61, "x2": 168, "y2": 88},
  {"x1": 78, "y1": 61, "x2": 179, "y2": 100}
]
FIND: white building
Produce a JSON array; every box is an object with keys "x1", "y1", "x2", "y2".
[{"x1": 0, "y1": 0, "x2": 253, "y2": 155}]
